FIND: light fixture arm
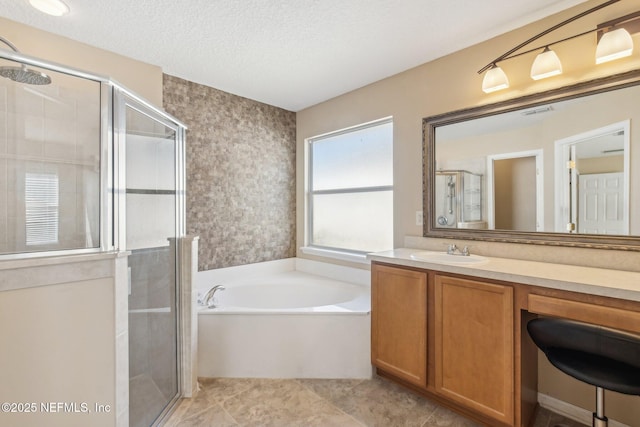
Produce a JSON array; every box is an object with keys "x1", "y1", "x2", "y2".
[
  {"x1": 500, "y1": 28, "x2": 598, "y2": 63},
  {"x1": 478, "y1": 0, "x2": 619, "y2": 74},
  {"x1": 0, "y1": 35, "x2": 20, "y2": 53}
]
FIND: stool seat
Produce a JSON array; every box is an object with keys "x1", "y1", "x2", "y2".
[
  {"x1": 527, "y1": 318, "x2": 640, "y2": 395},
  {"x1": 544, "y1": 347, "x2": 640, "y2": 395}
]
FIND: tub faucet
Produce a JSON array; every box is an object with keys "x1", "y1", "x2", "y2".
[{"x1": 203, "y1": 284, "x2": 226, "y2": 308}]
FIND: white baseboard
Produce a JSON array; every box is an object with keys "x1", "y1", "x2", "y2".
[{"x1": 538, "y1": 393, "x2": 630, "y2": 427}]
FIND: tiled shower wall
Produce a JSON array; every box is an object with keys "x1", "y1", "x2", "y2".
[{"x1": 162, "y1": 75, "x2": 296, "y2": 271}]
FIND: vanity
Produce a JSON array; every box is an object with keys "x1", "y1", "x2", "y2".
[
  {"x1": 369, "y1": 249, "x2": 640, "y2": 427},
  {"x1": 383, "y1": 65, "x2": 640, "y2": 425}
]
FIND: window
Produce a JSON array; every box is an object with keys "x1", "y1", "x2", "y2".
[
  {"x1": 306, "y1": 118, "x2": 393, "y2": 256},
  {"x1": 25, "y1": 172, "x2": 59, "y2": 246}
]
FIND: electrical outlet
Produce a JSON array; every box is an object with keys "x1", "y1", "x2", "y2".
[{"x1": 416, "y1": 211, "x2": 423, "y2": 226}]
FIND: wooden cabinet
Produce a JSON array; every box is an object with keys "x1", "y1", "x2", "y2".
[
  {"x1": 371, "y1": 261, "x2": 640, "y2": 426},
  {"x1": 371, "y1": 264, "x2": 427, "y2": 387},
  {"x1": 434, "y1": 275, "x2": 514, "y2": 425}
]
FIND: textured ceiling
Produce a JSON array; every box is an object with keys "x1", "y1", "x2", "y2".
[{"x1": 0, "y1": 0, "x2": 587, "y2": 111}]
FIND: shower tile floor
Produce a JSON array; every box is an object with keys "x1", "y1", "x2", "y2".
[{"x1": 162, "y1": 376, "x2": 587, "y2": 427}]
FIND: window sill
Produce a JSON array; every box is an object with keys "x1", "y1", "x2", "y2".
[{"x1": 299, "y1": 246, "x2": 370, "y2": 265}]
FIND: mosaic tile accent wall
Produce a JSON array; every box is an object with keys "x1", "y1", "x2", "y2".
[{"x1": 163, "y1": 75, "x2": 296, "y2": 271}]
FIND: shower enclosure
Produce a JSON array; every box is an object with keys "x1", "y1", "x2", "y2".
[
  {"x1": 434, "y1": 170, "x2": 485, "y2": 229},
  {"x1": 0, "y1": 42, "x2": 186, "y2": 426}
]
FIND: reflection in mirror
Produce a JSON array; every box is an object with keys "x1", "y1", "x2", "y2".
[
  {"x1": 434, "y1": 170, "x2": 484, "y2": 229},
  {"x1": 488, "y1": 150, "x2": 543, "y2": 232},
  {"x1": 555, "y1": 121, "x2": 629, "y2": 235},
  {"x1": 424, "y1": 71, "x2": 640, "y2": 249}
]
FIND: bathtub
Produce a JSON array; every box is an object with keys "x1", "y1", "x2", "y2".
[{"x1": 197, "y1": 259, "x2": 372, "y2": 379}]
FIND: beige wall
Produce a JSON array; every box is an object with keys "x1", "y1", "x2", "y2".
[
  {"x1": 0, "y1": 17, "x2": 163, "y2": 107},
  {"x1": 297, "y1": 0, "x2": 640, "y2": 253},
  {"x1": 579, "y1": 154, "x2": 624, "y2": 174},
  {"x1": 296, "y1": 0, "x2": 640, "y2": 424}
]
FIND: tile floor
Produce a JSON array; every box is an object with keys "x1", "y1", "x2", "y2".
[{"x1": 162, "y1": 376, "x2": 587, "y2": 427}]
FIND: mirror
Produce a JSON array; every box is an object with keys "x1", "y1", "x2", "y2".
[{"x1": 423, "y1": 70, "x2": 640, "y2": 249}]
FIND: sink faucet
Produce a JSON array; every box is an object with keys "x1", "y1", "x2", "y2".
[
  {"x1": 202, "y1": 284, "x2": 226, "y2": 308},
  {"x1": 447, "y1": 244, "x2": 470, "y2": 256}
]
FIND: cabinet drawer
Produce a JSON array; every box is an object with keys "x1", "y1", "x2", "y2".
[{"x1": 528, "y1": 294, "x2": 640, "y2": 334}]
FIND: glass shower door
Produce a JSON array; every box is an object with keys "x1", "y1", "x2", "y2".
[{"x1": 122, "y1": 99, "x2": 181, "y2": 427}]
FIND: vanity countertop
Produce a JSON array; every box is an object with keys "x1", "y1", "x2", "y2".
[{"x1": 368, "y1": 248, "x2": 640, "y2": 302}]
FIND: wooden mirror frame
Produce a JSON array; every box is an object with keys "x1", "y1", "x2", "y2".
[{"x1": 423, "y1": 69, "x2": 640, "y2": 251}]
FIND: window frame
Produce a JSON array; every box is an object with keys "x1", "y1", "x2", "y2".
[{"x1": 304, "y1": 117, "x2": 393, "y2": 261}]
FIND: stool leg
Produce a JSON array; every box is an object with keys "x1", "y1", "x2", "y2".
[{"x1": 592, "y1": 387, "x2": 608, "y2": 427}]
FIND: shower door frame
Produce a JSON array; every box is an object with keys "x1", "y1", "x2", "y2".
[
  {"x1": 113, "y1": 88, "x2": 187, "y2": 426},
  {"x1": 112, "y1": 88, "x2": 187, "y2": 249}
]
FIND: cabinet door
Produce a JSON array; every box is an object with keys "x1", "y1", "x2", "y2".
[
  {"x1": 434, "y1": 275, "x2": 514, "y2": 424},
  {"x1": 371, "y1": 264, "x2": 427, "y2": 387}
]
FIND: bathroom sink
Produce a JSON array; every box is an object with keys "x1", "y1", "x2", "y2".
[{"x1": 410, "y1": 251, "x2": 489, "y2": 265}]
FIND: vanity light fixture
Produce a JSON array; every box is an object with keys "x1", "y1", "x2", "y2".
[
  {"x1": 478, "y1": 0, "x2": 638, "y2": 93},
  {"x1": 595, "y1": 27, "x2": 634, "y2": 63},
  {"x1": 530, "y1": 46, "x2": 563, "y2": 80},
  {"x1": 481, "y1": 64, "x2": 509, "y2": 93},
  {"x1": 28, "y1": 0, "x2": 70, "y2": 17}
]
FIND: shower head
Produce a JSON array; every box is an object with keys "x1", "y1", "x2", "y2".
[
  {"x1": 0, "y1": 35, "x2": 51, "y2": 85},
  {"x1": 0, "y1": 66, "x2": 51, "y2": 85}
]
